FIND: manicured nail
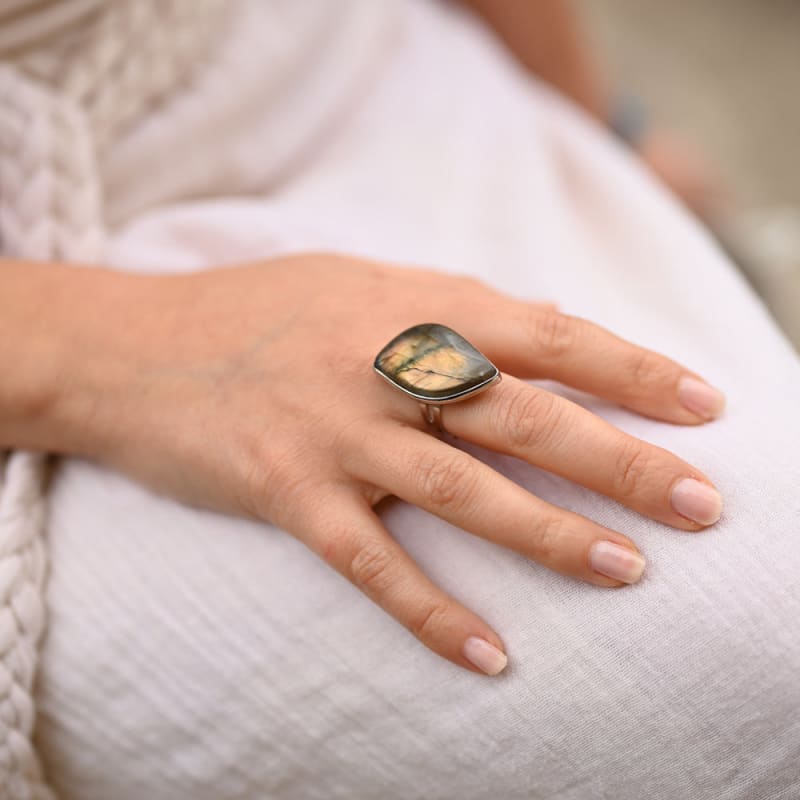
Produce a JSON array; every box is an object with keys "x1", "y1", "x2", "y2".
[
  {"x1": 678, "y1": 376, "x2": 725, "y2": 420},
  {"x1": 671, "y1": 478, "x2": 723, "y2": 525},
  {"x1": 589, "y1": 541, "x2": 645, "y2": 584},
  {"x1": 463, "y1": 636, "x2": 508, "y2": 676}
]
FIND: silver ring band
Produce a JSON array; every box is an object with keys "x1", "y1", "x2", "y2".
[{"x1": 419, "y1": 402, "x2": 443, "y2": 432}]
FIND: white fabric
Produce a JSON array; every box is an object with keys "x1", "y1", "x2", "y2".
[
  {"x1": 0, "y1": 1, "x2": 391, "y2": 796},
  {"x1": 16, "y1": 0, "x2": 800, "y2": 798}
]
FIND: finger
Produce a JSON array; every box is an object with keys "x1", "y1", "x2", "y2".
[
  {"x1": 344, "y1": 423, "x2": 646, "y2": 587},
  {"x1": 295, "y1": 484, "x2": 509, "y2": 676},
  {"x1": 477, "y1": 307, "x2": 725, "y2": 424},
  {"x1": 443, "y1": 375, "x2": 723, "y2": 531}
]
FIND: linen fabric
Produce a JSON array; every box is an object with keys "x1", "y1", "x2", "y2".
[{"x1": 4, "y1": 0, "x2": 800, "y2": 798}]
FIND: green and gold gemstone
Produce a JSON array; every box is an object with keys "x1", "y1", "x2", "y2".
[{"x1": 374, "y1": 323, "x2": 500, "y2": 402}]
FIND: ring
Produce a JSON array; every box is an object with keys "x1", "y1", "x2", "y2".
[{"x1": 373, "y1": 323, "x2": 501, "y2": 432}]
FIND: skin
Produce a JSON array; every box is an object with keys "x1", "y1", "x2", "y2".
[
  {"x1": 461, "y1": 0, "x2": 609, "y2": 120},
  {"x1": 461, "y1": 0, "x2": 725, "y2": 218},
  {"x1": 0, "y1": 1, "x2": 725, "y2": 677},
  {"x1": 0, "y1": 255, "x2": 724, "y2": 674}
]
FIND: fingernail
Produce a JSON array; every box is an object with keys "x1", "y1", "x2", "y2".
[
  {"x1": 589, "y1": 541, "x2": 646, "y2": 584},
  {"x1": 671, "y1": 478, "x2": 723, "y2": 525},
  {"x1": 463, "y1": 636, "x2": 508, "y2": 676},
  {"x1": 678, "y1": 376, "x2": 725, "y2": 420}
]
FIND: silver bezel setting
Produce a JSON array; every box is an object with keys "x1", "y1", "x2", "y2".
[{"x1": 372, "y1": 366, "x2": 502, "y2": 405}]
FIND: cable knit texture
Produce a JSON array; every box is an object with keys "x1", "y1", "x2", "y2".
[
  {"x1": 0, "y1": 62, "x2": 99, "y2": 800},
  {"x1": 0, "y1": 3, "x2": 224, "y2": 795},
  {"x1": 0, "y1": 2, "x2": 398, "y2": 795}
]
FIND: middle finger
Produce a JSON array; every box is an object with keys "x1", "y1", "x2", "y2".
[{"x1": 442, "y1": 375, "x2": 723, "y2": 530}]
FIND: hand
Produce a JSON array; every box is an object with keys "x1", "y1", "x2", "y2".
[{"x1": 49, "y1": 254, "x2": 725, "y2": 675}]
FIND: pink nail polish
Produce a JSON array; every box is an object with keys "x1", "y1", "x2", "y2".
[
  {"x1": 463, "y1": 636, "x2": 508, "y2": 676},
  {"x1": 671, "y1": 478, "x2": 723, "y2": 525},
  {"x1": 589, "y1": 541, "x2": 645, "y2": 584},
  {"x1": 678, "y1": 376, "x2": 725, "y2": 420}
]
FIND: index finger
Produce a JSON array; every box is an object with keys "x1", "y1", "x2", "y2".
[{"x1": 477, "y1": 308, "x2": 726, "y2": 425}]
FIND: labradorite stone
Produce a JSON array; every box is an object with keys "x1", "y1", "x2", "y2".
[{"x1": 374, "y1": 323, "x2": 498, "y2": 401}]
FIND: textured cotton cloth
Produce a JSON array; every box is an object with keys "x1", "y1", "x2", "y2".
[{"x1": 2, "y1": 1, "x2": 799, "y2": 799}]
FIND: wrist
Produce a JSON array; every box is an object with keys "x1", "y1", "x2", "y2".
[{"x1": 0, "y1": 261, "x2": 153, "y2": 457}]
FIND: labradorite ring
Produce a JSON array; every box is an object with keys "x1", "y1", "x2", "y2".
[{"x1": 373, "y1": 323, "x2": 502, "y2": 431}]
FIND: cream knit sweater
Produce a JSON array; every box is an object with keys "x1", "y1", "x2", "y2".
[
  {"x1": 1, "y1": 5, "x2": 227, "y2": 793},
  {"x1": 0, "y1": 2, "x2": 392, "y2": 796}
]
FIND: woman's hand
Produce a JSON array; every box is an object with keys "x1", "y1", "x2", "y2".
[{"x1": 30, "y1": 254, "x2": 725, "y2": 675}]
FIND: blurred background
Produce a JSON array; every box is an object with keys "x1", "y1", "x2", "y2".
[{"x1": 583, "y1": 0, "x2": 800, "y2": 348}]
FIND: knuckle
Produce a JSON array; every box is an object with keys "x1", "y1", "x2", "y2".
[
  {"x1": 500, "y1": 388, "x2": 561, "y2": 451},
  {"x1": 239, "y1": 434, "x2": 312, "y2": 522},
  {"x1": 348, "y1": 541, "x2": 395, "y2": 594},
  {"x1": 413, "y1": 451, "x2": 478, "y2": 511},
  {"x1": 532, "y1": 311, "x2": 578, "y2": 358},
  {"x1": 628, "y1": 350, "x2": 675, "y2": 392},
  {"x1": 409, "y1": 600, "x2": 452, "y2": 642},
  {"x1": 314, "y1": 521, "x2": 353, "y2": 566},
  {"x1": 615, "y1": 440, "x2": 653, "y2": 499},
  {"x1": 531, "y1": 515, "x2": 564, "y2": 563}
]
